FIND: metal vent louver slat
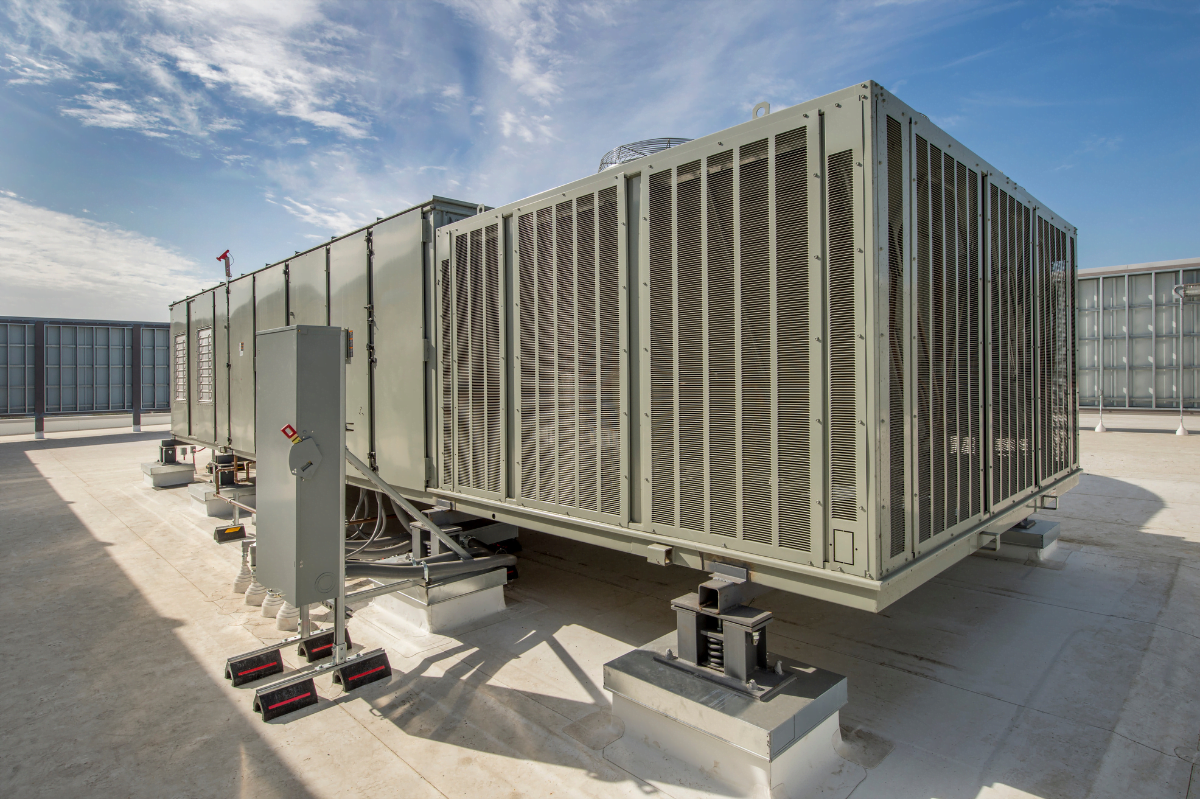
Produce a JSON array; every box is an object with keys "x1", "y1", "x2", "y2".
[
  {"x1": 915, "y1": 136, "x2": 933, "y2": 542},
  {"x1": 676, "y1": 160, "x2": 704, "y2": 532},
  {"x1": 649, "y1": 169, "x2": 676, "y2": 527},
  {"x1": 885, "y1": 117, "x2": 905, "y2": 556},
  {"x1": 775, "y1": 126, "x2": 811, "y2": 551},
  {"x1": 597, "y1": 186, "x2": 621, "y2": 515},
  {"x1": 942, "y1": 153, "x2": 959, "y2": 527},
  {"x1": 707, "y1": 150, "x2": 737, "y2": 536},
  {"x1": 740, "y1": 138, "x2": 772, "y2": 545},
  {"x1": 577, "y1": 194, "x2": 599, "y2": 512},
  {"x1": 455, "y1": 234, "x2": 471, "y2": 488},
  {"x1": 469, "y1": 228, "x2": 484, "y2": 489},
  {"x1": 518, "y1": 214, "x2": 537, "y2": 499},
  {"x1": 556, "y1": 201, "x2": 577, "y2": 507},
  {"x1": 968, "y1": 169, "x2": 981, "y2": 517},
  {"x1": 536, "y1": 207, "x2": 556, "y2": 504},
  {"x1": 826, "y1": 148, "x2": 857, "y2": 522},
  {"x1": 440, "y1": 258, "x2": 453, "y2": 486},
  {"x1": 484, "y1": 224, "x2": 501, "y2": 493}
]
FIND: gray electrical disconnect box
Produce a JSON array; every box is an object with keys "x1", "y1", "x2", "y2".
[{"x1": 255, "y1": 325, "x2": 347, "y2": 607}]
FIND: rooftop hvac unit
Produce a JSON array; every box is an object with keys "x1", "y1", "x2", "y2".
[{"x1": 170, "y1": 82, "x2": 1080, "y2": 611}]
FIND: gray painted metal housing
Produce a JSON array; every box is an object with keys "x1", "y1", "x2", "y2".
[
  {"x1": 1076, "y1": 258, "x2": 1200, "y2": 409},
  {"x1": 170, "y1": 82, "x2": 1080, "y2": 611}
]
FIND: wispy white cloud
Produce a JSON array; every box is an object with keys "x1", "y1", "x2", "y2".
[{"x1": 0, "y1": 195, "x2": 208, "y2": 321}]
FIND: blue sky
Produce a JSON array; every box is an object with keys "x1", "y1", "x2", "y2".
[{"x1": 0, "y1": 0, "x2": 1196, "y2": 321}]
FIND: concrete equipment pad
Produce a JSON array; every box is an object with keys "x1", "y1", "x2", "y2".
[{"x1": 1, "y1": 420, "x2": 1198, "y2": 797}]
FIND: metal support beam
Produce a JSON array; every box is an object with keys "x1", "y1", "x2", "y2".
[
  {"x1": 131, "y1": 324, "x2": 143, "y2": 431},
  {"x1": 33, "y1": 321, "x2": 45, "y2": 439}
]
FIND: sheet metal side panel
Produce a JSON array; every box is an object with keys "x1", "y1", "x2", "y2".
[
  {"x1": 188, "y1": 290, "x2": 216, "y2": 445},
  {"x1": 823, "y1": 98, "x2": 870, "y2": 577},
  {"x1": 215, "y1": 286, "x2": 230, "y2": 447},
  {"x1": 286, "y1": 249, "x2": 329, "y2": 327},
  {"x1": 169, "y1": 302, "x2": 188, "y2": 436},
  {"x1": 373, "y1": 210, "x2": 429, "y2": 491},
  {"x1": 228, "y1": 277, "x2": 256, "y2": 454},
  {"x1": 329, "y1": 234, "x2": 371, "y2": 481},
  {"x1": 254, "y1": 264, "x2": 288, "y2": 334}
]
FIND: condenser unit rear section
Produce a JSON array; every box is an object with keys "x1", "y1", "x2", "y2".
[
  {"x1": 169, "y1": 82, "x2": 1079, "y2": 612},
  {"x1": 431, "y1": 81, "x2": 1079, "y2": 611}
]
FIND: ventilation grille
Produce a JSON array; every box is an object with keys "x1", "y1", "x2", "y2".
[
  {"x1": 912, "y1": 139, "x2": 984, "y2": 541},
  {"x1": 886, "y1": 116, "x2": 906, "y2": 557},
  {"x1": 450, "y1": 225, "x2": 501, "y2": 493},
  {"x1": 827, "y1": 148, "x2": 858, "y2": 523},
  {"x1": 197, "y1": 327, "x2": 214, "y2": 405},
  {"x1": 775, "y1": 128, "x2": 811, "y2": 552},
  {"x1": 990, "y1": 187, "x2": 1036, "y2": 505},
  {"x1": 1039, "y1": 217, "x2": 1073, "y2": 481},
  {"x1": 173, "y1": 332, "x2": 187, "y2": 402},
  {"x1": 440, "y1": 258, "x2": 452, "y2": 487},
  {"x1": 914, "y1": 136, "x2": 932, "y2": 543},
  {"x1": 645, "y1": 128, "x2": 814, "y2": 553},
  {"x1": 512, "y1": 188, "x2": 621, "y2": 515}
]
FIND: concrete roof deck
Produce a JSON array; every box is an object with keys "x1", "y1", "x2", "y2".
[{"x1": 1, "y1": 418, "x2": 1197, "y2": 797}]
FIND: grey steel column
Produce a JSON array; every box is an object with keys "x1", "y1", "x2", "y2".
[
  {"x1": 33, "y1": 321, "x2": 45, "y2": 439},
  {"x1": 131, "y1": 324, "x2": 143, "y2": 431}
]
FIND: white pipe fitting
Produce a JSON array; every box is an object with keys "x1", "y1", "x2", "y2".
[
  {"x1": 276, "y1": 601, "x2": 300, "y2": 631},
  {"x1": 261, "y1": 590, "x2": 285, "y2": 618},
  {"x1": 244, "y1": 578, "x2": 268, "y2": 606}
]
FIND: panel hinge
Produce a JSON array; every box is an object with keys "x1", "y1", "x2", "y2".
[
  {"x1": 424, "y1": 457, "x2": 436, "y2": 483},
  {"x1": 283, "y1": 264, "x2": 290, "y2": 278},
  {"x1": 422, "y1": 217, "x2": 432, "y2": 243},
  {"x1": 423, "y1": 339, "x2": 435, "y2": 362},
  {"x1": 368, "y1": 451, "x2": 378, "y2": 472},
  {"x1": 366, "y1": 230, "x2": 374, "y2": 258}
]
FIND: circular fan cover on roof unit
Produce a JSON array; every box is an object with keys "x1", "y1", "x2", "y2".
[{"x1": 598, "y1": 138, "x2": 692, "y2": 172}]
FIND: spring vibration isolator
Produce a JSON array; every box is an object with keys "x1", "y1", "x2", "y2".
[{"x1": 704, "y1": 629, "x2": 725, "y2": 671}]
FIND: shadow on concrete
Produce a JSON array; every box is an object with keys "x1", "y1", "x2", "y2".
[
  {"x1": 0, "y1": 439, "x2": 309, "y2": 798},
  {"x1": 343, "y1": 477, "x2": 1194, "y2": 797},
  {"x1": 1, "y1": 429, "x2": 173, "y2": 451}
]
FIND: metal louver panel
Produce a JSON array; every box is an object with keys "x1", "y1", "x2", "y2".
[
  {"x1": 827, "y1": 148, "x2": 858, "y2": 523},
  {"x1": 967, "y1": 169, "x2": 981, "y2": 518},
  {"x1": 677, "y1": 160, "x2": 704, "y2": 533},
  {"x1": 518, "y1": 213, "x2": 537, "y2": 498},
  {"x1": 707, "y1": 150, "x2": 737, "y2": 538},
  {"x1": 740, "y1": 138, "x2": 771, "y2": 545},
  {"x1": 440, "y1": 258, "x2": 452, "y2": 487},
  {"x1": 556, "y1": 201, "x2": 577, "y2": 507},
  {"x1": 643, "y1": 127, "x2": 815, "y2": 555},
  {"x1": 929, "y1": 145, "x2": 946, "y2": 537},
  {"x1": 885, "y1": 116, "x2": 905, "y2": 557},
  {"x1": 450, "y1": 225, "x2": 502, "y2": 494},
  {"x1": 775, "y1": 127, "x2": 811, "y2": 552},
  {"x1": 649, "y1": 169, "x2": 675, "y2": 527},
  {"x1": 577, "y1": 194, "x2": 598, "y2": 513},
  {"x1": 484, "y1": 224, "x2": 501, "y2": 493},
  {"x1": 597, "y1": 186, "x2": 621, "y2": 516},
  {"x1": 913, "y1": 138, "x2": 984, "y2": 544},
  {"x1": 512, "y1": 187, "x2": 621, "y2": 518},
  {"x1": 454, "y1": 234, "x2": 471, "y2": 488},
  {"x1": 536, "y1": 207, "x2": 555, "y2": 504},
  {"x1": 915, "y1": 136, "x2": 932, "y2": 543}
]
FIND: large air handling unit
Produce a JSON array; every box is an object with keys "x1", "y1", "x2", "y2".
[{"x1": 169, "y1": 81, "x2": 1079, "y2": 612}]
